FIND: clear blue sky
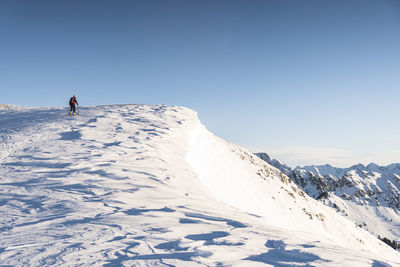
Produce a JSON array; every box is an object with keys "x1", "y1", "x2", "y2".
[{"x1": 1, "y1": 0, "x2": 399, "y2": 167}]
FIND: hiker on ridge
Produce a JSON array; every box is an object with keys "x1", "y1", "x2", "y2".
[{"x1": 69, "y1": 95, "x2": 78, "y2": 116}]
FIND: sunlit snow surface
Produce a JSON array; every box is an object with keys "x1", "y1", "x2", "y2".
[{"x1": 0, "y1": 105, "x2": 399, "y2": 266}]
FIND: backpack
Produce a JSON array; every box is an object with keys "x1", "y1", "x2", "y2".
[{"x1": 69, "y1": 97, "x2": 74, "y2": 106}]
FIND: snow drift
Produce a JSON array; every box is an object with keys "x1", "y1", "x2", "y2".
[{"x1": 0, "y1": 104, "x2": 398, "y2": 266}]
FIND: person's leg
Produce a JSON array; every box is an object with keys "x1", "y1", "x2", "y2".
[
  {"x1": 69, "y1": 105, "x2": 73, "y2": 115},
  {"x1": 72, "y1": 105, "x2": 76, "y2": 115}
]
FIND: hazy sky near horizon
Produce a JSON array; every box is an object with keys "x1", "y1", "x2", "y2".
[{"x1": 1, "y1": 0, "x2": 399, "y2": 167}]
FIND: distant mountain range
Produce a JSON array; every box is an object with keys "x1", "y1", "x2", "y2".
[{"x1": 256, "y1": 152, "x2": 400, "y2": 246}]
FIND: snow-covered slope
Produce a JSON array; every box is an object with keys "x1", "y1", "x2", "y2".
[
  {"x1": 256, "y1": 152, "x2": 400, "y2": 247},
  {"x1": 1, "y1": 105, "x2": 399, "y2": 266}
]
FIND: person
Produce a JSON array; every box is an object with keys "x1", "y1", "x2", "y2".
[{"x1": 69, "y1": 95, "x2": 79, "y2": 116}]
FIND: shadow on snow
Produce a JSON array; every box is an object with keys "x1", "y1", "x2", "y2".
[{"x1": 245, "y1": 240, "x2": 329, "y2": 267}]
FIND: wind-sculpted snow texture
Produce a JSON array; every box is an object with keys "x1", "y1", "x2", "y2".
[
  {"x1": 256, "y1": 153, "x2": 400, "y2": 246},
  {"x1": 0, "y1": 105, "x2": 399, "y2": 266}
]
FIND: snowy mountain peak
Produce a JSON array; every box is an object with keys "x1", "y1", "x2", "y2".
[
  {"x1": 352, "y1": 163, "x2": 366, "y2": 169},
  {"x1": 1, "y1": 105, "x2": 399, "y2": 265}
]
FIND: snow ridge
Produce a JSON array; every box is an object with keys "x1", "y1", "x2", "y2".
[{"x1": 0, "y1": 105, "x2": 398, "y2": 266}]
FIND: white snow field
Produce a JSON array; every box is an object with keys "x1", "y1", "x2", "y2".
[{"x1": 0, "y1": 104, "x2": 399, "y2": 266}]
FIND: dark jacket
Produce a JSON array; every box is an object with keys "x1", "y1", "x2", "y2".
[{"x1": 69, "y1": 97, "x2": 78, "y2": 106}]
